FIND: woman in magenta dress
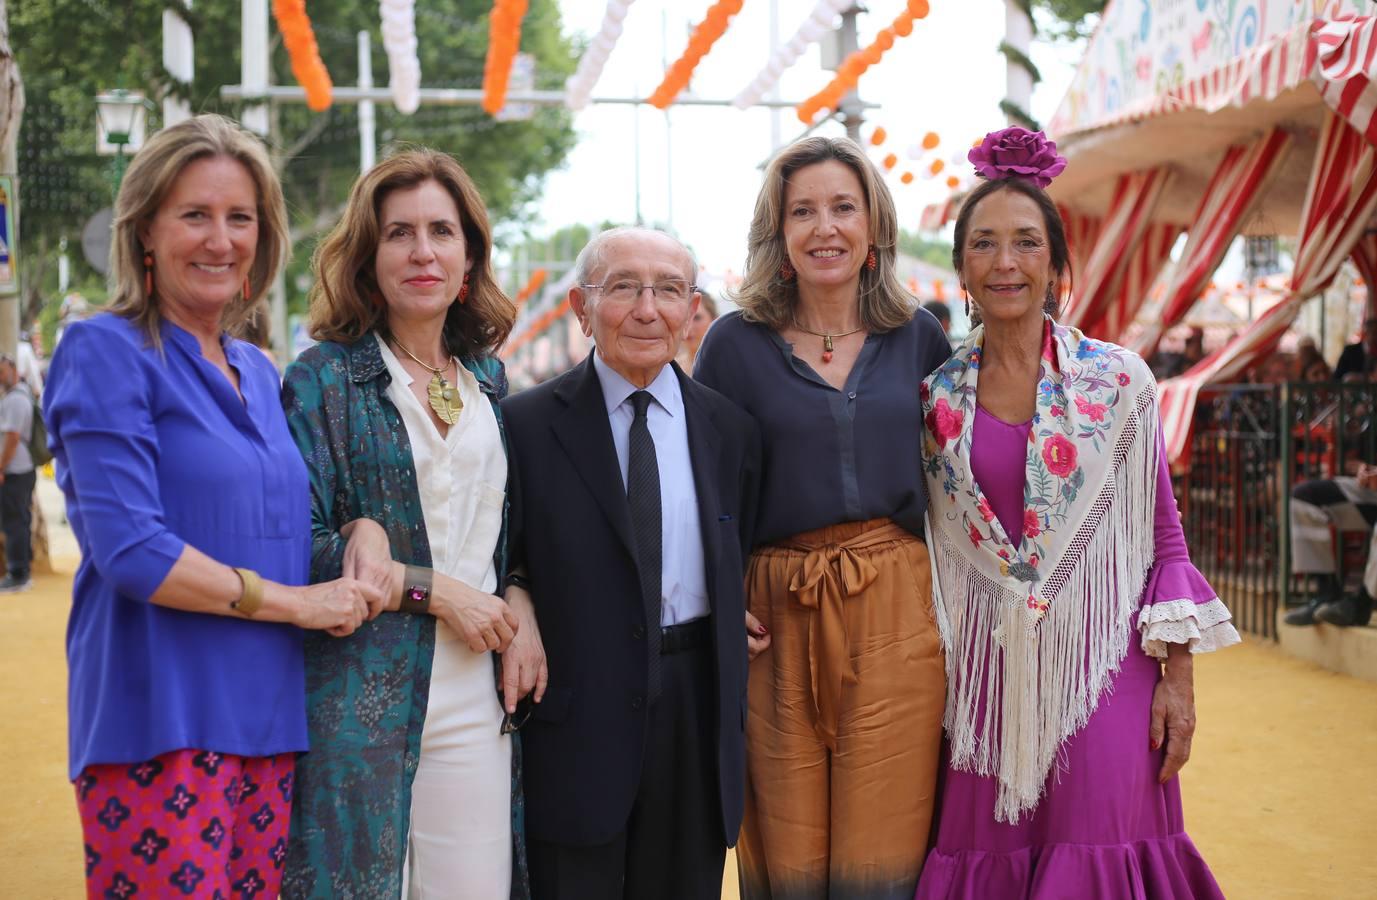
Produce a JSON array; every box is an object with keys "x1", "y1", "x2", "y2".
[{"x1": 915, "y1": 128, "x2": 1241, "y2": 898}]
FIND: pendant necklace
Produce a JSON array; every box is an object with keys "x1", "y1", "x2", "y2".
[
  {"x1": 392, "y1": 338, "x2": 464, "y2": 425},
  {"x1": 793, "y1": 319, "x2": 864, "y2": 363}
]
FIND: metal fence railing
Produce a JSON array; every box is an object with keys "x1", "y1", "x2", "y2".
[
  {"x1": 1179, "y1": 385, "x2": 1282, "y2": 640},
  {"x1": 1178, "y1": 381, "x2": 1377, "y2": 641}
]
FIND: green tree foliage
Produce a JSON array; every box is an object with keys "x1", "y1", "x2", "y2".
[
  {"x1": 899, "y1": 230, "x2": 954, "y2": 271},
  {"x1": 1033, "y1": 0, "x2": 1108, "y2": 42},
  {"x1": 12, "y1": 0, "x2": 579, "y2": 321}
]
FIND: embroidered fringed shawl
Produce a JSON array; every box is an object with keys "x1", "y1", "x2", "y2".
[{"x1": 921, "y1": 318, "x2": 1159, "y2": 824}]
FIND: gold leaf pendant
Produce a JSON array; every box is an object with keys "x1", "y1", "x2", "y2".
[{"x1": 427, "y1": 372, "x2": 463, "y2": 425}]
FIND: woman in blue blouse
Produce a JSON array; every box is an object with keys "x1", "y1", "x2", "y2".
[
  {"x1": 44, "y1": 115, "x2": 383, "y2": 900},
  {"x1": 281, "y1": 149, "x2": 543, "y2": 899}
]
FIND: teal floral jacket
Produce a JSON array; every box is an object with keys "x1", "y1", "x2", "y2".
[{"x1": 279, "y1": 334, "x2": 529, "y2": 900}]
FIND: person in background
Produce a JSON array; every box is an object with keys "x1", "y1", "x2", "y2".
[
  {"x1": 1335, "y1": 317, "x2": 1377, "y2": 380},
  {"x1": 43, "y1": 114, "x2": 380, "y2": 900},
  {"x1": 915, "y1": 127, "x2": 1239, "y2": 898},
  {"x1": 0, "y1": 352, "x2": 34, "y2": 592},
  {"x1": 675, "y1": 287, "x2": 719, "y2": 371},
  {"x1": 1285, "y1": 465, "x2": 1377, "y2": 627},
  {"x1": 281, "y1": 148, "x2": 535, "y2": 899},
  {"x1": 922, "y1": 298, "x2": 952, "y2": 335},
  {"x1": 695, "y1": 136, "x2": 950, "y2": 898}
]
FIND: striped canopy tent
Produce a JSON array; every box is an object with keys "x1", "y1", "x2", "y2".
[{"x1": 1045, "y1": 1, "x2": 1377, "y2": 462}]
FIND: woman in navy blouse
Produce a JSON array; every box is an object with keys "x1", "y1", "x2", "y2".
[
  {"x1": 43, "y1": 115, "x2": 383, "y2": 900},
  {"x1": 694, "y1": 136, "x2": 951, "y2": 898}
]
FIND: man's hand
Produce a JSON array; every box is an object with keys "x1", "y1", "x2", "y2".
[
  {"x1": 500, "y1": 585, "x2": 548, "y2": 713},
  {"x1": 746, "y1": 610, "x2": 771, "y2": 661},
  {"x1": 1358, "y1": 464, "x2": 1377, "y2": 492}
]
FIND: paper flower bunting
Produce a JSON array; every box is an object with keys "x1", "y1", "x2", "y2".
[{"x1": 272, "y1": 0, "x2": 332, "y2": 111}]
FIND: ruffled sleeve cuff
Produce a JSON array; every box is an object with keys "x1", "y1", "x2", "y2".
[{"x1": 1137, "y1": 562, "x2": 1242, "y2": 658}]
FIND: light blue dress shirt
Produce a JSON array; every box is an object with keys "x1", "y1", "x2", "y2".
[{"x1": 593, "y1": 353, "x2": 709, "y2": 626}]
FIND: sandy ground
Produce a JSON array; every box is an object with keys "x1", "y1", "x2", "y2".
[{"x1": 3, "y1": 476, "x2": 1374, "y2": 898}]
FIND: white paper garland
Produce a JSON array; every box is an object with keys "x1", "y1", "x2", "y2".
[
  {"x1": 732, "y1": 0, "x2": 852, "y2": 110},
  {"x1": 380, "y1": 0, "x2": 421, "y2": 114},
  {"x1": 565, "y1": 0, "x2": 638, "y2": 111}
]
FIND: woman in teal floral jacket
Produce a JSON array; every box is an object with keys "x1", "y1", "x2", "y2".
[{"x1": 280, "y1": 149, "x2": 544, "y2": 899}]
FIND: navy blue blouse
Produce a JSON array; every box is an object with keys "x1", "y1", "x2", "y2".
[
  {"x1": 693, "y1": 309, "x2": 951, "y2": 546},
  {"x1": 46, "y1": 314, "x2": 311, "y2": 779}
]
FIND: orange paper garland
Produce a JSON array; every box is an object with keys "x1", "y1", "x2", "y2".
[
  {"x1": 514, "y1": 268, "x2": 548, "y2": 306},
  {"x1": 482, "y1": 0, "x2": 530, "y2": 116},
  {"x1": 646, "y1": 0, "x2": 744, "y2": 109},
  {"x1": 272, "y1": 0, "x2": 332, "y2": 111},
  {"x1": 796, "y1": 3, "x2": 928, "y2": 124}
]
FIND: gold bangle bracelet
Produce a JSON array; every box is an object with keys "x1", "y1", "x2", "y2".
[{"x1": 232, "y1": 567, "x2": 264, "y2": 617}]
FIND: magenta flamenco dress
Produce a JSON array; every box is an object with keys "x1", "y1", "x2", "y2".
[{"x1": 915, "y1": 407, "x2": 1239, "y2": 899}]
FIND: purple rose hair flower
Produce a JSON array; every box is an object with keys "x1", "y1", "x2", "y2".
[{"x1": 968, "y1": 127, "x2": 1068, "y2": 189}]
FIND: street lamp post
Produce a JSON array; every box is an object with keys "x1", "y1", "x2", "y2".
[{"x1": 95, "y1": 89, "x2": 150, "y2": 194}]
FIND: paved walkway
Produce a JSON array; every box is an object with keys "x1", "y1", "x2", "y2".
[{"x1": 3, "y1": 484, "x2": 1373, "y2": 896}]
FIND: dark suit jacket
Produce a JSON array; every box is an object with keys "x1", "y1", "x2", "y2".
[{"x1": 502, "y1": 355, "x2": 761, "y2": 848}]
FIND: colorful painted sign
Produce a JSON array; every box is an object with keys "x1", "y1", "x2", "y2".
[
  {"x1": 0, "y1": 176, "x2": 16, "y2": 295},
  {"x1": 1049, "y1": 0, "x2": 1368, "y2": 138}
]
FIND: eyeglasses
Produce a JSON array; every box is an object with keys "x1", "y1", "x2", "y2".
[
  {"x1": 579, "y1": 279, "x2": 697, "y2": 303},
  {"x1": 499, "y1": 700, "x2": 533, "y2": 735}
]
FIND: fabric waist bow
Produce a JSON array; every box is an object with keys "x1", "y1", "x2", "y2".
[{"x1": 783, "y1": 519, "x2": 912, "y2": 750}]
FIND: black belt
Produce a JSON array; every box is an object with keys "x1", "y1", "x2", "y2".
[{"x1": 661, "y1": 617, "x2": 711, "y2": 654}]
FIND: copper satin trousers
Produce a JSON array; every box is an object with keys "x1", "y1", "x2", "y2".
[{"x1": 737, "y1": 518, "x2": 946, "y2": 900}]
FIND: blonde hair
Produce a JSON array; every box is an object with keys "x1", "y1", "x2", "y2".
[
  {"x1": 308, "y1": 147, "x2": 515, "y2": 356},
  {"x1": 734, "y1": 136, "x2": 915, "y2": 332},
  {"x1": 108, "y1": 114, "x2": 288, "y2": 348}
]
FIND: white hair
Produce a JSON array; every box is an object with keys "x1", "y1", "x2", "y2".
[{"x1": 573, "y1": 226, "x2": 699, "y2": 287}]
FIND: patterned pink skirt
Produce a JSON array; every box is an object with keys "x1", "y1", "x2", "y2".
[{"x1": 74, "y1": 748, "x2": 294, "y2": 898}]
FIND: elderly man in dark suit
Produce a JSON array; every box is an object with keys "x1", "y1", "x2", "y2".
[{"x1": 502, "y1": 227, "x2": 762, "y2": 900}]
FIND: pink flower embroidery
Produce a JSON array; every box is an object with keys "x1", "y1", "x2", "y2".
[
  {"x1": 968, "y1": 522, "x2": 984, "y2": 548},
  {"x1": 1050, "y1": 405, "x2": 1065, "y2": 417},
  {"x1": 925, "y1": 399, "x2": 965, "y2": 449},
  {"x1": 977, "y1": 496, "x2": 996, "y2": 523},
  {"x1": 1116, "y1": 372, "x2": 1131, "y2": 386},
  {"x1": 1074, "y1": 394, "x2": 1108, "y2": 422},
  {"x1": 919, "y1": 381, "x2": 930, "y2": 403},
  {"x1": 1042, "y1": 434, "x2": 1077, "y2": 477},
  {"x1": 1024, "y1": 509, "x2": 1041, "y2": 537}
]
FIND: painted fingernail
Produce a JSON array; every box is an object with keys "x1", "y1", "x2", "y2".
[
  {"x1": 758, "y1": 625, "x2": 769, "y2": 635},
  {"x1": 1150, "y1": 739, "x2": 1160, "y2": 750}
]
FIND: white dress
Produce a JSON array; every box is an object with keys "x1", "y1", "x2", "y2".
[{"x1": 378, "y1": 337, "x2": 512, "y2": 899}]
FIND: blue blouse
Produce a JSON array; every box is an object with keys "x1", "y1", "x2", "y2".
[{"x1": 45, "y1": 314, "x2": 312, "y2": 780}]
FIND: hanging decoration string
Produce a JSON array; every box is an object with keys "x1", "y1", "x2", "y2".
[
  {"x1": 482, "y1": 0, "x2": 529, "y2": 116},
  {"x1": 272, "y1": 0, "x2": 332, "y2": 111},
  {"x1": 501, "y1": 299, "x2": 573, "y2": 358},
  {"x1": 733, "y1": 0, "x2": 853, "y2": 110},
  {"x1": 565, "y1": 0, "x2": 638, "y2": 111},
  {"x1": 796, "y1": 0, "x2": 930, "y2": 124},
  {"x1": 380, "y1": 0, "x2": 421, "y2": 114},
  {"x1": 514, "y1": 268, "x2": 548, "y2": 306},
  {"x1": 646, "y1": 0, "x2": 744, "y2": 109}
]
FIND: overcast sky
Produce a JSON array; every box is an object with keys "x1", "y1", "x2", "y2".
[{"x1": 534, "y1": 0, "x2": 1083, "y2": 275}]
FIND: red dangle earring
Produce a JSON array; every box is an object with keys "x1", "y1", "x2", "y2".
[
  {"x1": 144, "y1": 252, "x2": 154, "y2": 297},
  {"x1": 865, "y1": 246, "x2": 877, "y2": 271},
  {"x1": 458, "y1": 272, "x2": 470, "y2": 303},
  {"x1": 779, "y1": 260, "x2": 795, "y2": 281},
  {"x1": 243, "y1": 277, "x2": 252, "y2": 301}
]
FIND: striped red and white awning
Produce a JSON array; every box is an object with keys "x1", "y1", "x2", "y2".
[
  {"x1": 920, "y1": 197, "x2": 956, "y2": 231},
  {"x1": 1061, "y1": 167, "x2": 1173, "y2": 333},
  {"x1": 1052, "y1": 17, "x2": 1377, "y2": 147},
  {"x1": 1129, "y1": 128, "x2": 1294, "y2": 357},
  {"x1": 1159, "y1": 110, "x2": 1377, "y2": 462}
]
